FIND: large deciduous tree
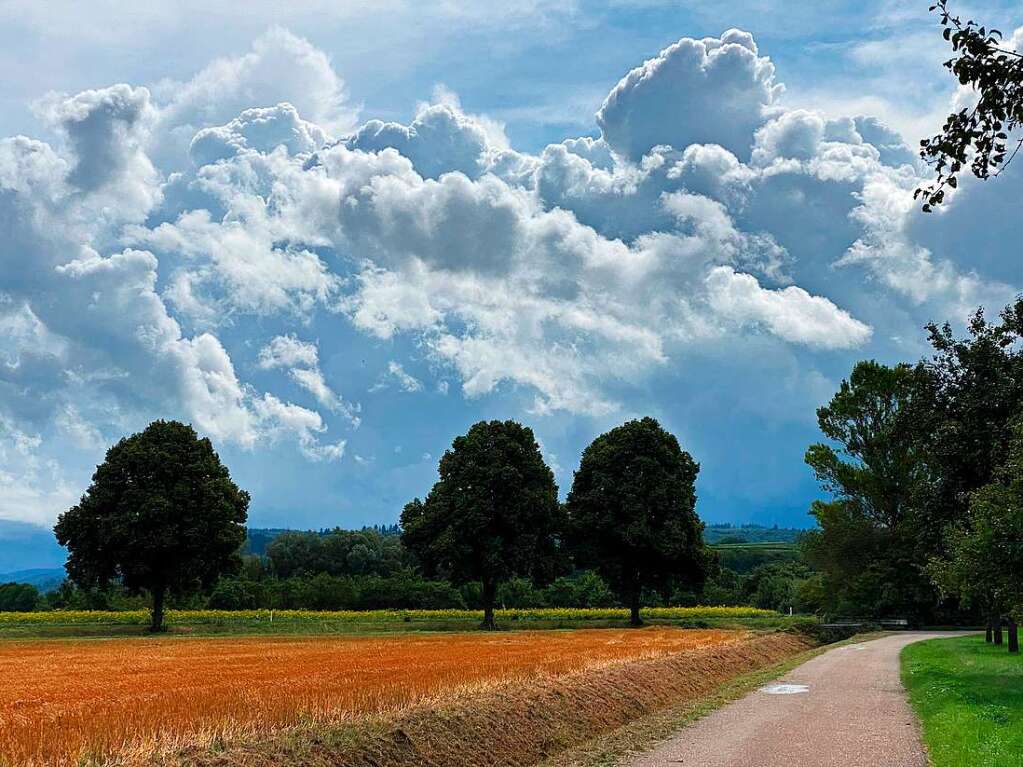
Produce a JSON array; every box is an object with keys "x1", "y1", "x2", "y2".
[
  {"x1": 915, "y1": 304, "x2": 1022, "y2": 614},
  {"x1": 0, "y1": 582, "x2": 40, "y2": 612},
  {"x1": 54, "y1": 420, "x2": 249, "y2": 631},
  {"x1": 566, "y1": 417, "x2": 709, "y2": 626},
  {"x1": 917, "y1": 0, "x2": 1023, "y2": 210},
  {"x1": 805, "y1": 360, "x2": 928, "y2": 530},
  {"x1": 920, "y1": 303, "x2": 1023, "y2": 531},
  {"x1": 400, "y1": 420, "x2": 561, "y2": 629},
  {"x1": 930, "y1": 417, "x2": 1023, "y2": 653},
  {"x1": 801, "y1": 361, "x2": 935, "y2": 620},
  {"x1": 804, "y1": 301, "x2": 1023, "y2": 623}
]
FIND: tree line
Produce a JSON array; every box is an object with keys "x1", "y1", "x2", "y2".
[
  {"x1": 34, "y1": 297, "x2": 1023, "y2": 641},
  {"x1": 802, "y1": 298, "x2": 1023, "y2": 652},
  {"x1": 20, "y1": 524, "x2": 808, "y2": 616},
  {"x1": 51, "y1": 417, "x2": 712, "y2": 631},
  {"x1": 401, "y1": 418, "x2": 711, "y2": 628}
]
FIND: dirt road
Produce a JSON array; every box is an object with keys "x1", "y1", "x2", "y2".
[{"x1": 629, "y1": 632, "x2": 965, "y2": 767}]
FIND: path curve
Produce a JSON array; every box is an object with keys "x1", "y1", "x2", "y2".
[{"x1": 629, "y1": 631, "x2": 967, "y2": 767}]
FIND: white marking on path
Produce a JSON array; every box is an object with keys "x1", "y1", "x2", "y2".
[{"x1": 759, "y1": 683, "x2": 810, "y2": 695}]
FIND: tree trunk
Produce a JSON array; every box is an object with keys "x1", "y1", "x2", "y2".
[
  {"x1": 480, "y1": 578, "x2": 497, "y2": 630},
  {"x1": 150, "y1": 584, "x2": 166, "y2": 633},
  {"x1": 994, "y1": 616, "x2": 1003, "y2": 645},
  {"x1": 629, "y1": 589, "x2": 643, "y2": 627},
  {"x1": 1008, "y1": 619, "x2": 1019, "y2": 654},
  {"x1": 986, "y1": 622, "x2": 993, "y2": 643}
]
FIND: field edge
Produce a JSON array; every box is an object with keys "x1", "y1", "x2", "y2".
[
  {"x1": 155, "y1": 630, "x2": 813, "y2": 767},
  {"x1": 543, "y1": 631, "x2": 887, "y2": 767}
]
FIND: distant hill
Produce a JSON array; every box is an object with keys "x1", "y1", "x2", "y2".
[
  {"x1": 703, "y1": 523, "x2": 809, "y2": 545},
  {"x1": 703, "y1": 525, "x2": 809, "y2": 573},
  {"x1": 0, "y1": 567, "x2": 65, "y2": 592},
  {"x1": 709, "y1": 541, "x2": 802, "y2": 573}
]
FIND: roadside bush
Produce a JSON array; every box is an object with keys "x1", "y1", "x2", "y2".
[
  {"x1": 208, "y1": 579, "x2": 261, "y2": 610},
  {"x1": 794, "y1": 573, "x2": 827, "y2": 614},
  {"x1": 543, "y1": 571, "x2": 617, "y2": 608},
  {"x1": 44, "y1": 580, "x2": 151, "y2": 611},
  {"x1": 355, "y1": 574, "x2": 466, "y2": 610},
  {"x1": 497, "y1": 578, "x2": 546, "y2": 608},
  {"x1": 701, "y1": 568, "x2": 742, "y2": 606},
  {"x1": 787, "y1": 617, "x2": 880, "y2": 644},
  {"x1": 701, "y1": 562, "x2": 821, "y2": 614},
  {"x1": 464, "y1": 570, "x2": 618, "y2": 609},
  {"x1": 0, "y1": 582, "x2": 40, "y2": 611},
  {"x1": 206, "y1": 572, "x2": 466, "y2": 611}
]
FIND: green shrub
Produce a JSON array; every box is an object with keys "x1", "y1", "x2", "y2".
[{"x1": 0, "y1": 582, "x2": 40, "y2": 612}]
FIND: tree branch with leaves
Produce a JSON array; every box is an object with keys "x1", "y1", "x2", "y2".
[{"x1": 917, "y1": 0, "x2": 1023, "y2": 210}]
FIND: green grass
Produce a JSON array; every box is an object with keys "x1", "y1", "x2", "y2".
[{"x1": 902, "y1": 635, "x2": 1023, "y2": 767}]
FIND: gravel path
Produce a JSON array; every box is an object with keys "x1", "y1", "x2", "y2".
[{"x1": 629, "y1": 631, "x2": 966, "y2": 767}]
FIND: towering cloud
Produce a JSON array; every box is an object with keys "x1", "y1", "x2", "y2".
[
  {"x1": 345, "y1": 103, "x2": 493, "y2": 180},
  {"x1": 597, "y1": 29, "x2": 781, "y2": 161},
  {"x1": 0, "y1": 26, "x2": 1018, "y2": 528}
]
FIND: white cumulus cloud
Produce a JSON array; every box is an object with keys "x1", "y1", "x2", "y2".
[
  {"x1": 597, "y1": 29, "x2": 782, "y2": 162},
  {"x1": 0, "y1": 24, "x2": 1019, "y2": 527}
]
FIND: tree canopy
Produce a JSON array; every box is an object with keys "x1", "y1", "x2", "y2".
[
  {"x1": 921, "y1": 304, "x2": 1023, "y2": 519},
  {"x1": 54, "y1": 420, "x2": 249, "y2": 631},
  {"x1": 400, "y1": 419, "x2": 561, "y2": 629},
  {"x1": 930, "y1": 417, "x2": 1023, "y2": 652},
  {"x1": 566, "y1": 417, "x2": 710, "y2": 626},
  {"x1": 0, "y1": 582, "x2": 39, "y2": 612},
  {"x1": 805, "y1": 360, "x2": 927, "y2": 530},
  {"x1": 266, "y1": 528, "x2": 408, "y2": 579},
  {"x1": 801, "y1": 360, "x2": 937, "y2": 618},
  {"x1": 803, "y1": 299, "x2": 1023, "y2": 631}
]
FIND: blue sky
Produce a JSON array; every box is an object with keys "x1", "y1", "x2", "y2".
[{"x1": 0, "y1": 0, "x2": 1021, "y2": 549}]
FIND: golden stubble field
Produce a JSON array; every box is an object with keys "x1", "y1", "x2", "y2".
[{"x1": 0, "y1": 627, "x2": 746, "y2": 766}]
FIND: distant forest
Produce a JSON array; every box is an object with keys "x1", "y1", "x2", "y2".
[
  {"x1": 2, "y1": 522, "x2": 811, "y2": 614},
  {"x1": 243, "y1": 522, "x2": 805, "y2": 555},
  {"x1": 701, "y1": 524, "x2": 806, "y2": 545},
  {"x1": 243, "y1": 524, "x2": 401, "y2": 557}
]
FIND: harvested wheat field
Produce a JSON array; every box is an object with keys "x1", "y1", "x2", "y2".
[{"x1": 0, "y1": 628, "x2": 808, "y2": 767}]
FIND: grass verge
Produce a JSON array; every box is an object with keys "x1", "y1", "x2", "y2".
[
  {"x1": 540, "y1": 632, "x2": 884, "y2": 767},
  {"x1": 902, "y1": 635, "x2": 1023, "y2": 767}
]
